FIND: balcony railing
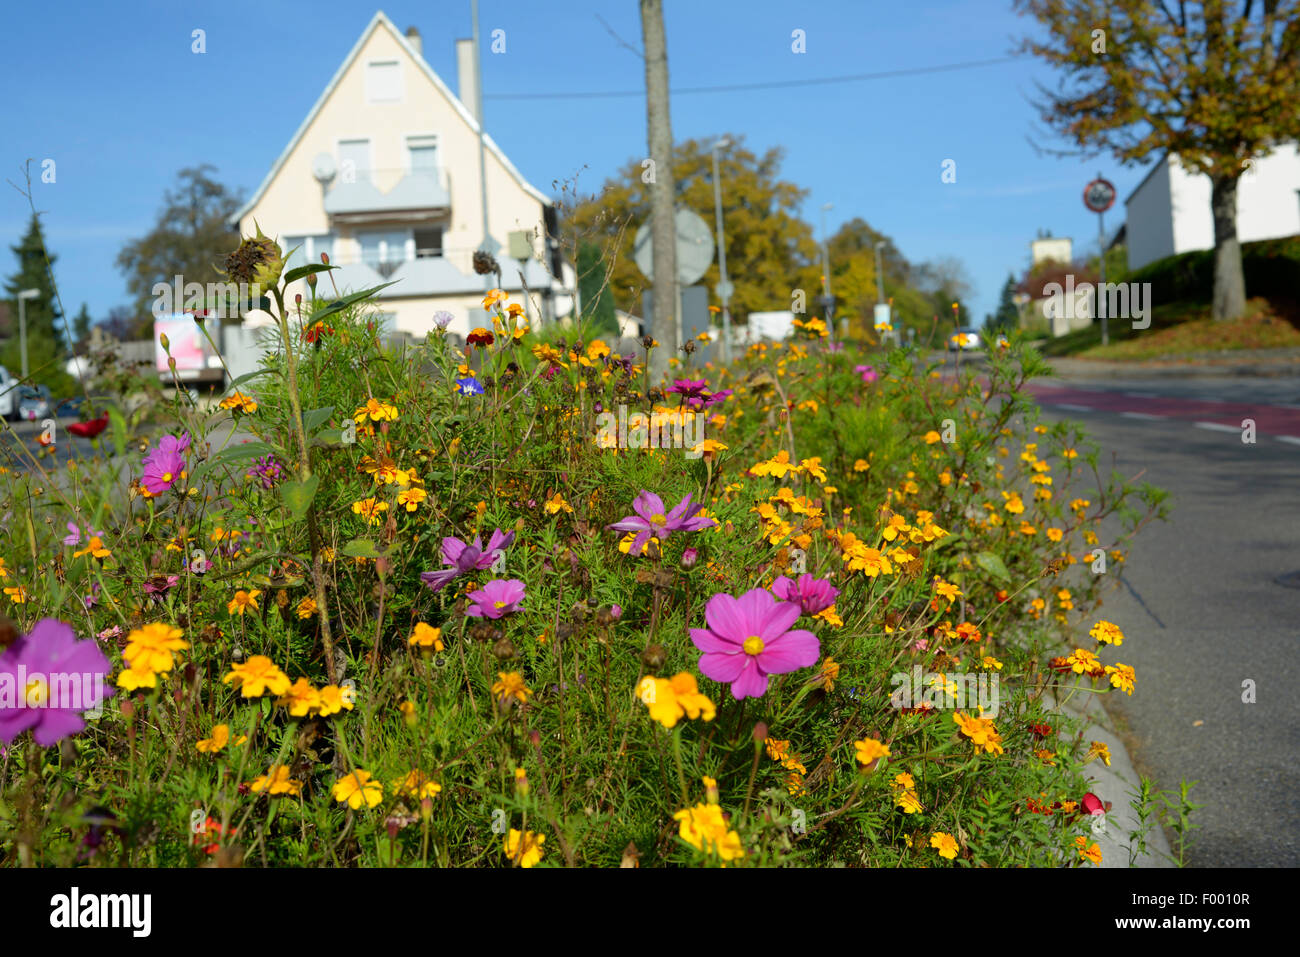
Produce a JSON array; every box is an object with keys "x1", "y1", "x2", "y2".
[{"x1": 323, "y1": 166, "x2": 451, "y2": 219}]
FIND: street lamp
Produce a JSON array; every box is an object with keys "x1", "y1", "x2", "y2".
[
  {"x1": 874, "y1": 241, "x2": 886, "y2": 305},
  {"x1": 710, "y1": 137, "x2": 734, "y2": 363},
  {"x1": 17, "y1": 288, "x2": 39, "y2": 379},
  {"x1": 820, "y1": 202, "x2": 834, "y2": 343}
]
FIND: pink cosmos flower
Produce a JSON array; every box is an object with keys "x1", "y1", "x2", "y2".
[
  {"x1": 141, "y1": 433, "x2": 190, "y2": 495},
  {"x1": 770, "y1": 574, "x2": 839, "y2": 616},
  {"x1": 690, "y1": 588, "x2": 820, "y2": 700},
  {"x1": 606, "y1": 490, "x2": 716, "y2": 556},
  {"x1": 465, "y1": 579, "x2": 526, "y2": 619},
  {"x1": 420, "y1": 528, "x2": 515, "y2": 593},
  {"x1": 855, "y1": 364, "x2": 879, "y2": 384},
  {"x1": 0, "y1": 618, "x2": 114, "y2": 746}
]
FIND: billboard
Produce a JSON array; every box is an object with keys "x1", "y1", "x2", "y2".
[{"x1": 155, "y1": 315, "x2": 220, "y2": 381}]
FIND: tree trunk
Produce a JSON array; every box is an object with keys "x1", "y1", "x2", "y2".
[
  {"x1": 1210, "y1": 173, "x2": 1247, "y2": 321},
  {"x1": 640, "y1": 0, "x2": 677, "y2": 381}
]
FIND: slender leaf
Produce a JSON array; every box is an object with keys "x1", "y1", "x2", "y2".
[
  {"x1": 302, "y1": 406, "x2": 334, "y2": 434},
  {"x1": 310, "y1": 282, "x2": 399, "y2": 323},
  {"x1": 974, "y1": 550, "x2": 1011, "y2": 583},
  {"x1": 281, "y1": 475, "x2": 320, "y2": 521},
  {"x1": 283, "y1": 262, "x2": 337, "y2": 285}
]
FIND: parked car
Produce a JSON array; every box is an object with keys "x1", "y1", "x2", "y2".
[
  {"x1": 17, "y1": 385, "x2": 52, "y2": 421},
  {"x1": 946, "y1": 327, "x2": 982, "y2": 351},
  {"x1": 0, "y1": 366, "x2": 16, "y2": 420}
]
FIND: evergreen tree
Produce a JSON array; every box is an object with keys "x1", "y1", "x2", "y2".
[
  {"x1": 72, "y1": 303, "x2": 93, "y2": 352},
  {"x1": 990, "y1": 274, "x2": 1021, "y2": 331},
  {"x1": 576, "y1": 241, "x2": 619, "y2": 336},
  {"x1": 4, "y1": 213, "x2": 65, "y2": 351}
]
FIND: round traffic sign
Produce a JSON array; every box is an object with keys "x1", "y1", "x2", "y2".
[
  {"x1": 633, "y1": 208, "x2": 715, "y2": 285},
  {"x1": 1083, "y1": 178, "x2": 1117, "y2": 213}
]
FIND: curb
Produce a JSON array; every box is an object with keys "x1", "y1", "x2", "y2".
[
  {"x1": 1046, "y1": 356, "x2": 1300, "y2": 379},
  {"x1": 1044, "y1": 689, "x2": 1176, "y2": 868}
]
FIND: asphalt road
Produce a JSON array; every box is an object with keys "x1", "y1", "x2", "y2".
[{"x1": 1033, "y1": 370, "x2": 1300, "y2": 868}]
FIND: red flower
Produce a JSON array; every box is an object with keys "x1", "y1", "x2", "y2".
[{"x1": 1029, "y1": 723, "x2": 1053, "y2": 737}]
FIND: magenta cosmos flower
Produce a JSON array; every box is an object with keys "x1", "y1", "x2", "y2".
[
  {"x1": 854, "y1": 364, "x2": 879, "y2": 384},
  {"x1": 690, "y1": 588, "x2": 820, "y2": 700},
  {"x1": 771, "y1": 574, "x2": 839, "y2": 616},
  {"x1": 420, "y1": 529, "x2": 515, "y2": 593},
  {"x1": 465, "y1": 579, "x2": 525, "y2": 619},
  {"x1": 141, "y1": 432, "x2": 191, "y2": 495},
  {"x1": 606, "y1": 490, "x2": 716, "y2": 556},
  {"x1": 0, "y1": 618, "x2": 114, "y2": 746}
]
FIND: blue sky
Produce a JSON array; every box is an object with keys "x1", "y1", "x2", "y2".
[{"x1": 0, "y1": 0, "x2": 1145, "y2": 329}]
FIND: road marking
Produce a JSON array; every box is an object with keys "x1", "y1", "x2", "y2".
[
  {"x1": 1277, "y1": 436, "x2": 1300, "y2": 446},
  {"x1": 1053, "y1": 403, "x2": 1094, "y2": 412},
  {"x1": 1194, "y1": 422, "x2": 1240, "y2": 433},
  {"x1": 1119, "y1": 411, "x2": 1165, "y2": 420}
]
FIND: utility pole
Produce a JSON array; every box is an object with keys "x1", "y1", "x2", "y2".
[
  {"x1": 17, "y1": 289, "x2": 40, "y2": 380},
  {"x1": 641, "y1": 0, "x2": 677, "y2": 381},
  {"x1": 820, "y1": 202, "x2": 834, "y2": 345},
  {"x1": 710, "y1": 137, "x2": 733, "y2": 363}
]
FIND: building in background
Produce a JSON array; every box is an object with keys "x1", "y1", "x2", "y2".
[
  {"x1": 1124, "y1": 144, "x2": 1300, "y2": 271},
  {"x1": 231, "y1": 11, "x2": 569, "y2": 339}
]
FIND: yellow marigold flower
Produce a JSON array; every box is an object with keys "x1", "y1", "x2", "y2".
[
  {"x1": 196, "y1": 724, "x2": 246, "y2": 753},
  {"x1": 297, "y1": 596, "x2": 317, "y2": 619},
  {"x1": 222, "y1": 655, "x2": 291, "y2": 698},
  {"x1": 750, "y1": 449, "x2": 798, "y2": 478},
  {"x1": 0, "y1": 557, "x2": 8, "y2": 579},
  {"x1": 892, "y1": 772, "x2": 915, "y2": 790},
  {"x1": 672, "y1": 803, "x2": 745, "y2": 861},
  {"x1": 1086, "y1": 741, "x2": 1112, "y2": 767},
  {"x1": 123, "y1": 622, "x2": 188, "y2": 673},
  {"x1": 482, "y1": 288, "x2": 508, "y2": 310},
  {"x1": 814, "y1": 604, "x2": 843, "y2": 627},
  {"x1": 853, "y1": 458, "x2": 870, "y2": 472},
  {"x1": 393, "y1": 770, "x2": 442, "y2": 801},
  {"x1": 73, "y1": 535, "x2": 112, "y2": 559},
  {"x1": 934, "y1": 579, "x2": 962, "y2": 602},
  {"x1": 1105, "y1": 663, "x2": 1136, "y2": 695},
  {"x1": 1076, "y1": 835, "x2": 1103, "y2": 865},
  {"x1": 492, "y1": 671, "x2": 532, "y2": 705},
  {"x1": 692, "y1": 438, "x2": 728, "y2": 455},
  {"x1": 981, "y1": 656, "x2": 1003, "y2": 671},
  {"x1": 896, "y1": 789, "x2": 924, "y2": 814},
  {"x1": 844, "y1": 544, "x2": 893, "y2": 577},
  {"x1": 930, "y1": 832, "x2": 960, "y2": 860},
  {"x1": 276, "y1": 677, "x2": 321, "y2": 717},
  {"x1": 1001, "y1": 491, "x2": 1025, "y2": 514},
  {"x1": 1089, "y1": 620, "x2": 1125, "y2": 646},
  {"x1": 765, "y1": 738, "x2": 792, "y2": 763},
  {"x1": 396, "y1": 487, "x2": 427, "y2": 512},
  {"x1": 332, "y1": 770, "x2": 383, "y2": 809},
  {"x1": 953, "y1": 711, "x2": 1004, "y2": 755},
  {"x1": 504, "y1": 828, "x2": 545, "y2": 868},
  {"x1": 1065, "y1": 648, "x2": 1100, "y2": 674},
  {"x1": 1046, "y1": 527, "x2": 1064, "y2": 543},
  {"x1": 227, "y1": 589, "x2": 261, "y2": 615},
  {"x1": 854, "y1": 737, "x2": 891, "y2": 766},
  {"x1": 636, "y1": 673, "x2": 716, "y2": 728},
  {"x1": 818, "y1": 656, "x2": 841, "y2": 691},
  {"x1": 220, "y1": 391, "x2": 259, "y2": 414},
  {"x1": 923, "y1": 430, "x2": 942, "y2": 444},
  {"x1": 116, "y1": 659, "x2": 158, "y2": 691},
  {"x1": 1070, "y1": 498, "x2": 1091, "y2": 513},
  {"x1": 317, "y1": 684, "x2": 356, "y2": 716},
  {"x1": 399, "y1": 699, "x2": 418, "y2": 726},
  {"x1": 800, "y1": 457, "x2": 827, "y2": 482},
  {"x1": 1063, "y1": 447, "x2": 1078, "y2": 459},
  {"x1": 408, "y1": 622, "x2": 445, "y2": 652},
  {"x1": 1018, "y1": 521, "x2": 1037, "y2": 536},
  {"x1": 351, "y1": 498, "x2": 389, "y2": 525},
  {"x1": 543, "y1": 492, "x2": 573, "y2": 515},
  {"x1": 353, "y1": 397, "x2": 399, "y2": 423},
  {"x1": 1056, "y1": 588, "x2": 1074, "y2": 610},
  {"x1": 251, "y1": 765, "x2": 302, "y2": 796}
]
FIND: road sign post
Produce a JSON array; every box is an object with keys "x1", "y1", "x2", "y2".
[{"x1": 1084, "y1": 176, "x2": 1117, "y2": 346}]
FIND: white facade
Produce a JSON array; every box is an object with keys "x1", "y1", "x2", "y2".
[
  {"x1": 1031, "y1": 237, "x2": 1072, "y2": 266},
  {"x1": 1124, "y1": 145, "x2": 1300, "y2": 271},
  {"x1": 232, "y1": 12, "x2": 566, "y2": 339}
]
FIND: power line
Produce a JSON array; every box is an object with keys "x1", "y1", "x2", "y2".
[{"x1": 484, "y1": 55, "x2": 1018, "y2": 101}]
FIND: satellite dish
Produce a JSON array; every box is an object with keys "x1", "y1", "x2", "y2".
[
  {"x1": 634, "y1": 208, "x2": 715, "y2": 286},
  {"x1": 311, "y1": 153, "x2": 337, "y2": 185}
]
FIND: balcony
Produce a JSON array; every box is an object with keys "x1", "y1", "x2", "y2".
[{"x1": 323, "y1": 167, "x2": 451, "y2": 224}]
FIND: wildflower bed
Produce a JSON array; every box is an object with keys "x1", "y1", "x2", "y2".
[{"x1": 0, "y1": 245, "x2": 1167, "y2": 867}]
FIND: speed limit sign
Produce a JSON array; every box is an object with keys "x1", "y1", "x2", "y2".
[{"x1": 1084, "y1": 178, "x2": 1117, "y2": 213}]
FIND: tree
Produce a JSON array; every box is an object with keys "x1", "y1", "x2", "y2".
[
  {"x1": 72, "y1": 303, "x2": 93, "y2": 353},
  {"x1": 565, "y1": 136, "x2": 821, "y2": 333},
  {"x1": 116, "y1": 165, "x2": 244, "y2": 320},
  {"x1": 576, "y1": 241, "x2": 619, "y2": 336},
  {"x1": 4, "y1": 213, "x2": 65, "y2": 352},
  {"x1": 640, "y1": 0, "x2": 678, "y2": 380},
  {"x1": 1015, "y1": 0, "x2": 1300, "y2": 320},
  {"x1": 990, "y1": 274, "x2": 1021, "y2": 332}
]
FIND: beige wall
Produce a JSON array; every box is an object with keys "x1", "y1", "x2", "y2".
[{"x1": 237, "y1": 16, "x2": 550, "y2": 335}]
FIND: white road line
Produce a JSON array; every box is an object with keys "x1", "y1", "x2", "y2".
[
  {"x1": 1119, "y1": 411, "x2": 1165, "y2": 420},
  {"x1": 1277, "y1": 435, "x2": 1300, "y2": 446},
  {"x1": 1053, "y1": 403, "x2": 1094, "y2": 412},
  {"x1": 1194, "y1": 422, "x2": 1240, "y2": 433}
]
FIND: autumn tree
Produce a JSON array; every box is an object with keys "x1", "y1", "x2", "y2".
[
  {"x1": 116, "y1": 165, "x2": 243, "y2": 321},
  {"x1": 564, "y1": 136, "x2": 822, "y2": 330},
  {"x1": 1015, "y1": 0, "x2": 1300, "y2": 320}
]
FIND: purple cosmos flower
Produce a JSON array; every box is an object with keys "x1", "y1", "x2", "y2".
[
  {"x1": 465, "y1": 578, "x2": 526, "y2": 619},
  {"x1": 0, "y1": 618, "x2": 115, "y2": 746},
  {"x1": 771, "y1": 574, "x2": 840, "y2": 616},
  {"x1": 690, "y1": 588, "x2": 820, "y2": 700},
  {"x1": 141, "y1": 432, "x2": 190, "y2": 495},
  {"x1": 855, "y1": 364, "x2": 879, "y2": 384},
  {"x1": 144, "y1": 575, "x2": 180, "y2": 603},
  {"x1": 606, "y1": 490, "x2": 716, "y2": 556},
  {"x1": 420, "y1": 529, "x2": 516, "y2": 593},
  {"x1": 82, "y1": 582, "x2": 101, "y2": 610},
  {"x1": 247, "y1": 454, "x2": 284, "y2": 490},
  {"x1": 667, "y1": 379, "x2": 709, "y2": 400},
  {"x1": 701, "y1": 388, "x2": 733, "y2": 408}
]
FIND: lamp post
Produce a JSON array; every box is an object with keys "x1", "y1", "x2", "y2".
[
  {"x1": 874, "y1": 241, "x2": 886, "y2": 306},
  {"x1": 820, "y1": 202, "x2": 834, "y2": 344},
  {"x1": 710, "y1": 137, "x2": 734, "y2": 363},
  {"x1": 17, "y1": 288, "x2": 40, "y2": 380}
]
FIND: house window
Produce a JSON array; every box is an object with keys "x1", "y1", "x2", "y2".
[
  {"x1": 338, "y1": 139, "x2": 370, "y2": 183},
  {"x1": 414, "y1": 227, "x2": 443, "y2": 258},
  {"x1": 359, "y1": 229, "x2": 410, "y2": 276},
  {"x1": 366, "y1": 60, "x2": 402, "y2": 103},
  {"x1": 283, "y1": 235, "x2": 335, "y2": 273},
  {"x1": 407, "y1": 136, "x2": 438, "y2": 177}
]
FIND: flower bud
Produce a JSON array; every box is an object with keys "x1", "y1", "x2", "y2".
[
  {"x1": 492, "y1": 637, "x2": 517, "y2": 660},
  {"x1": 752, "y1": 721, "x2": 768, "y2": 742},
  {"x1": 641, "y1": 644, "x2": 667, "y2": 672},
  {"x1": 681, "y1": 547, "x2": 699, "y2": 569}
]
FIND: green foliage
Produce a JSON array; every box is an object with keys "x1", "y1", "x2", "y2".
[
  {"x1": 1126, "y1": 233, "x2": 1300, "y2": 306},
  {"x1": 4, "y1": 213, "x2": 65, "y2": 352},
  {"x1": 576, "y1": 240, "x2": 619, "y2": 335}
]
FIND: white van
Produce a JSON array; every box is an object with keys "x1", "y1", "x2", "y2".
[{"x1": 0, "y1": 366, "x2": 16, "y2": 420}]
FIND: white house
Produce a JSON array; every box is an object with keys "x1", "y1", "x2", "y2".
[
  {"x1": 231, "y1": 11, "x2": 569, "y2": 340},
  {"x1": 1124, "y1": 144, "x2": 1300, "y2": 271}
]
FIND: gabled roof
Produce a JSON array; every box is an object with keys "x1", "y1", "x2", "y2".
[{"x1": 231, "y1": 9, "x2": 550, "y2": 226}]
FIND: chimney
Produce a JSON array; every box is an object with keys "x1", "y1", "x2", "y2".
[
  {"x1": 405, "y1": 26, "x2": 422, "y2": 57},
  {"x1": 456, "y1": 37, "x2": 479, "y2": 120}
]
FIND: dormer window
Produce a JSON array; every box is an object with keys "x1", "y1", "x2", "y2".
[{"x1": 367, "y1": 59, "x2": 402, "y2": 103}]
